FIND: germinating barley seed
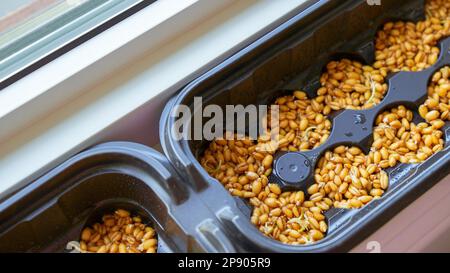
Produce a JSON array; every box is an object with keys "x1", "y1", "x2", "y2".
[
  {"x1": 79, "y1": 209, "x2": 157, "y2": 253},
  {"x1": 200, "y1": 0, "x2": 449, "y2": 245}
]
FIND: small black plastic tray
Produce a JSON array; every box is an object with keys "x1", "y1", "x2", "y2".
[
  {"x1": 160, "y1": 0, "x2": 450, "y2": 252},
  {"x1": 0, "y1": 142, "x2": 234, "y2": 253}
]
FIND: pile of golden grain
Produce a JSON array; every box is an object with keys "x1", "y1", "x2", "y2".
[{"x1": 201, "y1": 0, "x2": 449, "y2": 245}]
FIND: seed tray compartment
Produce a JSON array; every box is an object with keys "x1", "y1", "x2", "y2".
[
  {"x1": 0, "y1": 142, "x2": 234, "y2": 253},
  {"x1": 160, "y1": 0, "x2": 450, "y2": 252}
]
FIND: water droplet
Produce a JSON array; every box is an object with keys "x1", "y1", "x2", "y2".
[{"x1": 354, "y1": 114, "x2": 366, "y2": 124}]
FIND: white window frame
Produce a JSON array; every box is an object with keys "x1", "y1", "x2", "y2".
[{"x1": 0, "y1": 0, "x2": 314, "y2": 198}]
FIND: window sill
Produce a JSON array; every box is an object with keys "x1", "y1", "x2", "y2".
[{"x1": 0, "y1": 0, "x2": 312, "y2": 198}]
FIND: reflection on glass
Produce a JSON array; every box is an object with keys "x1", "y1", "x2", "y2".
[{"x1": 0, "y1": 0, "x2": 144, "y2": 85}]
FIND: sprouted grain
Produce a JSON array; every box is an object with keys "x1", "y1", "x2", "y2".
[{"x1": 200, "y1": 0, "x2": 449, "y2": 245}]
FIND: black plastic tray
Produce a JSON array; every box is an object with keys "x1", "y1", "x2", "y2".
[
  {"x1": 160, "y1": 0, "x2": 450, "y2": 252},
  {"x1": 0, "y1": 142, "x2": 234, "y2": 253},
  {"x1": 1, "y1": 0, "x2": 449, "y2": 253}
]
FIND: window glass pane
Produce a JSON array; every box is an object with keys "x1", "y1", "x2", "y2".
[
  {"x1": 1, "y1": 1, "x2": 65, "y2": 38},
  {"x1": 0, "y1": 0, "x2": 148, "y2": 85}
]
